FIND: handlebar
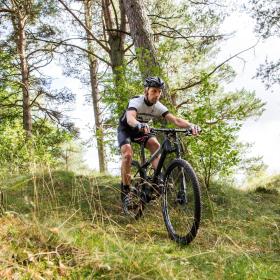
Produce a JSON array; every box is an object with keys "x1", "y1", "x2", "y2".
[
  {"x1": 151, "y1": 128, "x2": 186, "y2": 133},
  {"x1": 151, "y1": 127, "x2": 201, "y2": 135}
]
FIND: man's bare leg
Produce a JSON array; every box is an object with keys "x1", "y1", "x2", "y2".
[
  {"x1": 120, "y1": 144, "x2": 134, "y2": 210},
  {"x1": 120, "y1": 144, "x2": 133, "y2": 188},
  {"x1": 145, "y1": 137, "x2": 161, "y2": 170},
  {"x1": 145, "y1": 137, "x2": 163, "y2": 194}
]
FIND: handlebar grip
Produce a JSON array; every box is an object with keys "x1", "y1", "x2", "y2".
[{"x1": 186, "y1": 127, "x2": 202, "y2": 135}]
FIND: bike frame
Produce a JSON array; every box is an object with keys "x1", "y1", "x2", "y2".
[{"x1": 136, "y1": 128, "x2": 187, "y2": 182}]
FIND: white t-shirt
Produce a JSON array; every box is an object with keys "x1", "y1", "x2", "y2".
[{"x1": 120, "y1": 95, "x2": 169, "y2": 126}]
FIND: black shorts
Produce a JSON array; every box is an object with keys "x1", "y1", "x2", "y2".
[{"x1": 117, "y1": 125, "x2": 155, "y2": 148}]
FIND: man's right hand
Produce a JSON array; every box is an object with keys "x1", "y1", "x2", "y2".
[
  {"x1": 136, "y1": 123, "x2": 150, "y2": 134},
  {"x1": 190, "y1": 124, "x2": 201, "y2": 135},
  {"x1": 186, "y1": 124, "x2": 201, "y2": 136}
]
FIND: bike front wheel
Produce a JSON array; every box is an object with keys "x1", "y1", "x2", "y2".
[{"x1": 162, "y1": 159, "x2": 201, "y2": 244}]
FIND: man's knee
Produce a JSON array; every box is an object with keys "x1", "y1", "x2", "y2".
[
  {"x1": 121, "y1": 144, "x2": 133, "y2": 163},
  {"x1": 146, "y1": 137, "x2": 160, "y2": 151}
]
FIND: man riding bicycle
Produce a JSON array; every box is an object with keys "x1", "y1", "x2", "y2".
[{"x1": 118, "y1": 77, "x2": 200, "y2": 210}]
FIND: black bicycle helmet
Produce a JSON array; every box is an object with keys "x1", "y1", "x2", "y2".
[{"x1": 144, "y1": 77, "x2": 165, "y2": 89}]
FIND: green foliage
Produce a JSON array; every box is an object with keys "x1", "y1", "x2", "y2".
[
  {"x1": 59, "y1": 141, "x2": 88, "y2": 172},
  {"x1": 102, "y1": 65, "x2": 143, "y2": 127},
  {"x1": 135, "y1": 47, "x2": 162, "y2": 78},
  {"x1": 178, "y1": 75, "x2": 265, "y2": 187},
  {"x1": 0, "y1": 48, "x2": 77, "y2": 174},
  {"x1": 0, "y1": 1, "x2": 74, "y2": 131},
  {"x1": 241, "y1": 154, "x2": 268, "y2": 184},
  {"x1": 103, "y1": 56, "x2": 265, "y2": 188},
  {"x1": 250, "y1": 0, "x2": 280, "y2": 39},
  {"x1": 249, "y1": 0, "x2": 280, "y2": 87},
  {"x1": 151, "y1": 0, "x2": 225, "y2": 89},
  {"x1": 102, "y1": 0, "x2": 228, "y2": 122},
  {"x1": 0, "y1": 0, "x2": 269, "y2": 187},
  {"x1": 256, "y1": 60, "x2": 280, "y2": 89},
  {"x1": 0, "y1": 120, "x2": 74, "y2": 175},
  {"x1": 0, "y1": 51, "x2": 21, "y2": 121},
  {"x1": 0, "y1": 121, "x2": 29, "y2": 173}
]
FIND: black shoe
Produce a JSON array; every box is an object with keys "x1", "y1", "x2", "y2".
[
  {"x1": 123, "y1": 192, "x2": 134, "y2": 209},
  {"x1": 120, "y1": 183, "x2": 130, "y2": 203}
]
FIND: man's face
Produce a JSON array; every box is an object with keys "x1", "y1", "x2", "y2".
[{"x1": 146, "y1": 87, "x2": 162, "y2": 104}]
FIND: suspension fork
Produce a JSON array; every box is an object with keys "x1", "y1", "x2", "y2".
[
  {"x1": 174, "y1": 133, "x2": 187, "y2": 200},
  {"x1": 174, "y1": 133, "x2": 182, "y2": 159}
]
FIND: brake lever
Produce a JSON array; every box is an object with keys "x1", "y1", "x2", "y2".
[{"x1": 185, "y1": 128, "x2": 192, "y2": 136}]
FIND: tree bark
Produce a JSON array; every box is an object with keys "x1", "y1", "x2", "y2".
[
  {"x1": 11, "y1": 8, "x2": 32, "y2": 136},
  {"x1": 84, "y1": 0, "x2": 106, "y2": 173},
  {"x1": 102, "y1": 0, "x2": 126, "y2": 86},
  {"x1": 122, "y1": 0, "x2": 160, "y2": 78},
  {"x1": 18, "y1": 18, "x2": 32, "y2": 136}
]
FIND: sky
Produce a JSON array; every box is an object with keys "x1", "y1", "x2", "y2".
[
  {"x1": 218, "y1": 12, "x2": 280, "y2": 175},
  {"x1": 51, "y1": 6, "x2": 280, "y2": 177}
]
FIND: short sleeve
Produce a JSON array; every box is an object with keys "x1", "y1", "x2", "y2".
[
  {"x1": 127, "y1": 97, "x2": 141, "y2": 111},
  {"x1": 155, "y1": 102, "x2": 169, "y2": 117}
]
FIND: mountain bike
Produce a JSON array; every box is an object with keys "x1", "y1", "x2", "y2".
[{"x1": 122, "y1": 128, "x2": 201, "y2": 245}]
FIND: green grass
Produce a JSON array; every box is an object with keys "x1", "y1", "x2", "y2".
[{"x1": 0, "y1": 170, "x2": 279, "y2": 279}]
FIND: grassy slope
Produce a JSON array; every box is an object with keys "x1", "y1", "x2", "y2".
[{"x1": 0, "y1": 171, "x2": 279, "y2": 279}]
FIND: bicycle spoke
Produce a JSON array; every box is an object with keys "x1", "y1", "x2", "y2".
[
  {"x1": 162, "y1": 159, "x2": 201, "y2": 244},
  {"x1": 165, "y1": 166, "x2": 195, "y2": 236}
]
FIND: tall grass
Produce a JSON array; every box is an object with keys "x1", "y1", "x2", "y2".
[{"x1": 0, "y1": 170, "x2": 279, "y2": 279}]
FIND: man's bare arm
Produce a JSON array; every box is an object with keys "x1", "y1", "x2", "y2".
[
  {"x1": 165, "y1": 113, "x2": 200, "y2": 135},
  {"x1": 126, "y1": 110, "x2": 138, "y2": 128},
  {"x1": 165, "y1": 113, "x2": 192, "y2": 128},
  {"x1": 127, "y1": 110, "x2": 150, "y2": 134}
]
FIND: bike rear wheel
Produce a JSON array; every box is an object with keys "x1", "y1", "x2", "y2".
[{"x1": 162, "y1": 159, "x2": 201, "y2": 244}]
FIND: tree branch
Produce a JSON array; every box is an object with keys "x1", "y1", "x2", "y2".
[
  {"x1": 176, "y1": 99, "x2": 192, "y2": 109},
  {"x1": 57, "y1": 0, "x2": 110, "y2": 53},
  {"x1": 30, "y1": 89, "x2": 44, "y2": 107},
  {"x1": 123, "y1": 42, "x2": 134, "y2": 53},
  {"x1": 148, "y1": 13, "x2": 181, "y2": 20},
  {"x1": 28, "y1": 36, "x2": 111, "y2": 66},
  {"x1": 109, "y1": 0, "x2": 119, "y2": 29},
  {"x1": 0, "y1": 8, "x2": 15, "y2": 13},
  {"x1": 174, "y1": 42, "x2": 259, "y2": 91},
  {"x1": 105, "y1": 28, "x2": 131, "y2": 36},
  {"x1": 154, "y1": 31, "x2": 225, "y2": 40}
]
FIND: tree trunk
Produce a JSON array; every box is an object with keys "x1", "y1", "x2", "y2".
[
  {"x1": 122, "y1": 0, "x2": 160, "y2": 78},
  {"x1": 84, "y1": 0, "x2": 106, "y2": 173},
  {"x1": 121, "y1": 0, "x2": 173, "y2": 104},
  {"x1": 102, "y1": 0, "x2": 126, "y2": 86},
  {"x1": 13, "y1": 12, "x2": 32, "y2": 136}
]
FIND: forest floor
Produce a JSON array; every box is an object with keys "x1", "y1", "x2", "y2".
[{"x1": 0, "y1": 171, "x2": 279, "y2": 279}]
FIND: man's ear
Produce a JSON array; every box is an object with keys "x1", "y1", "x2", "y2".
[{"x1": 144, "y1": 88, "x2": 149, "y2": 97}]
